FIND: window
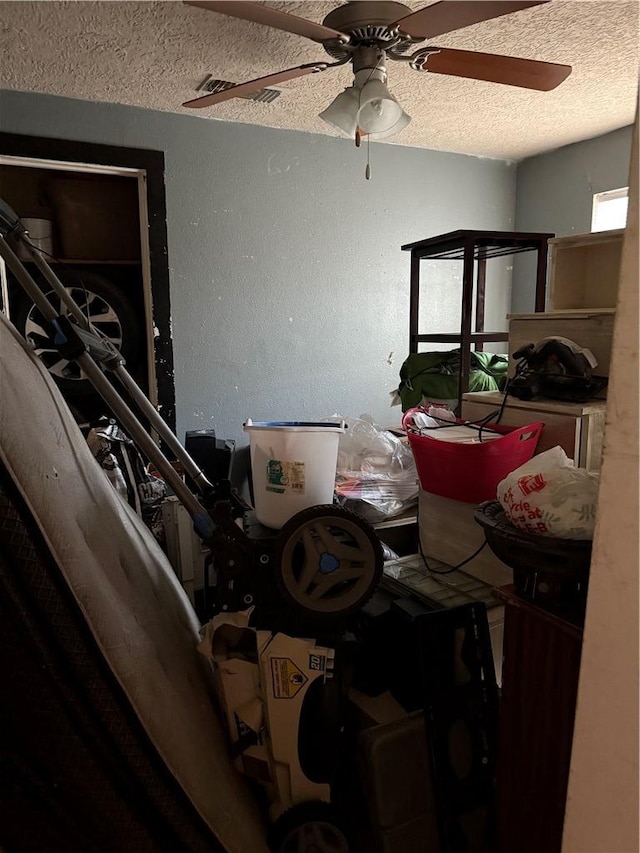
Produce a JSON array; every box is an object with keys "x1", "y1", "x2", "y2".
[{"x1": 591, "y1": 187, "x2": 629, "y2": 232}]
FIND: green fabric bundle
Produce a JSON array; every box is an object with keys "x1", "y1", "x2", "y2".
[{"x1": 397, "y1": 349, "x2": 509, "y2": 411}]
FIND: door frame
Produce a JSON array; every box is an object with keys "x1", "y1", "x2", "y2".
[{"x1": 0, "y1": 132, "x2": 176, "y2": 431}]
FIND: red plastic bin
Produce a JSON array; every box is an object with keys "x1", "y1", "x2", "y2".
[{"x1": 402, "y1": 407, "x2": 543, "y2": 504}]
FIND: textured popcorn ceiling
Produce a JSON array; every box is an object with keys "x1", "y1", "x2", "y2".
[{"x1": 0, "y1": 0, "x2": 638, "y2": 159}]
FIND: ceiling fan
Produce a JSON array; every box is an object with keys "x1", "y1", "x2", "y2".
[{"x1": 182, "y1": 1, "x2": 571, "y2": 141}]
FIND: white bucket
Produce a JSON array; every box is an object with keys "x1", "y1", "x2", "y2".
[{"x1": 244, "y1": 420, "x2": 345, "y2": 529}]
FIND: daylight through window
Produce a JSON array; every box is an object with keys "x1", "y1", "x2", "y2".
[{"x1": 591, "y1": 187, "x2": 629, "y2": 232}]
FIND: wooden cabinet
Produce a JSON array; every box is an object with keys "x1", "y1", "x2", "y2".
[
  {"x1": 495, "y1": 587, "x2": 583, "y2": 853},
  {"x1": 461, "y1": 390, "x2": 606, "y2": 470},
  {"x1": 507, "y1": 309, "x2": 616, "y2": 378},
  {"x1": 547, "y1": 229, "x2": 624, "y2": 310}
]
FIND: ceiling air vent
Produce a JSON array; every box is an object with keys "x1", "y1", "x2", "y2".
[{"x1": 197, "y1": 75, "x2": 282, "y2": 104}]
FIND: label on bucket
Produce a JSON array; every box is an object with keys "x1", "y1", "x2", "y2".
[{"x1": 265, "y1": 459, "x2": 305, "y2": 495}]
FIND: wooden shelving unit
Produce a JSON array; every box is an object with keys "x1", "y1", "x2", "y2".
[{"x1": 547, "y1": 229, "x2": 624, "y2": 310}]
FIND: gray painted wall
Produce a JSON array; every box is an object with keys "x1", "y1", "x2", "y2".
[
  {"x1": 512, "y1": 125, "x2": 634, "y2": 313},
  {"x1": 0, "y1": 90, "x2": 517, "y2": 442}
]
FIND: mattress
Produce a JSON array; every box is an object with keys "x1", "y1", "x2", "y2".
[{"x1": 0, "y1": 311, "x2": 267, "y2": 852}]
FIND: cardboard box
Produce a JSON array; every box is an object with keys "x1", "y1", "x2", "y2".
[
  {"x1": 259, "y1": 632, "x2": 335, "y2": 813},
  {"x1": 199, "y1": 610, "x2": 336, "y2": 816},
  {"x1": 418, "y1": 489, "x2": 512, "y2": 589},
  {"x1": 198, "y1": 610, "x2": 269, "y2": 775}
]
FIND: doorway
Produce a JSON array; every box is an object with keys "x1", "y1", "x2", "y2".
[{"x1": 0, "y1": 132, "x2": 175, "y2": 431}]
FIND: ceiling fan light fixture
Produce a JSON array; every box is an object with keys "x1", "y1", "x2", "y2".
[
  {"x1": 366, "y1": 107, "x2": 411, "y2": 140},
  {"x1": 356, "y1": 78, "x2": 403, "y2": 134},
  {"x1": 319, "y1": 86, "x2": 360, "y2": 136},
  {"x1": 319, "y1": 76, "x2": 410, "y2": 141}
]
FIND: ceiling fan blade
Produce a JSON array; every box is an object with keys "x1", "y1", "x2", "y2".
[
  {"x1": 393, "y1": 1, "x2": 549, "y2": 39},
  {"x1": 184, "y1": 1, "x2": 348, "y2": 44},
  {"x1": 422, "y1": 47, "x2": 571, "y2": 90},
  {"x1": 182, "y1": 63, "x2": 329, "y2": 108}
]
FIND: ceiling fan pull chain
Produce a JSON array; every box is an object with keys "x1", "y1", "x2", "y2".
[{"x1": 366, "y1": 136, "x2": 371, "y2": 181}]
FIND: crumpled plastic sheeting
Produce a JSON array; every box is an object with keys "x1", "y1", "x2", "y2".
[{"x1": 334, "y1": 414, "x2": 418, "y2": 522}]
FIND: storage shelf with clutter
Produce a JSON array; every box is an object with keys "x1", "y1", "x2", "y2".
[
  {"x1": 392, "y1": 228, "x2": 626, "y2": 853},
  {"x1": 393, "y1": 226, "x2": 625, "y2": 638},
  {"x1": 458, "y1": 227, "x2": 626, "y2": 480}
]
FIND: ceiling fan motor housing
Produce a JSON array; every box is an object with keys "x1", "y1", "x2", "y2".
[{"x1": 322, "y1": 1, "x2": 418, "y2": 59}]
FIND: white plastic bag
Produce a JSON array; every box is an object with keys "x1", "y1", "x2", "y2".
[
  {"x1": 333, "y1": 414, "x2": 418, "y2": 521},
  {"x1": 497, "y1": 446, "x2": 600, "y2": 540}
]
